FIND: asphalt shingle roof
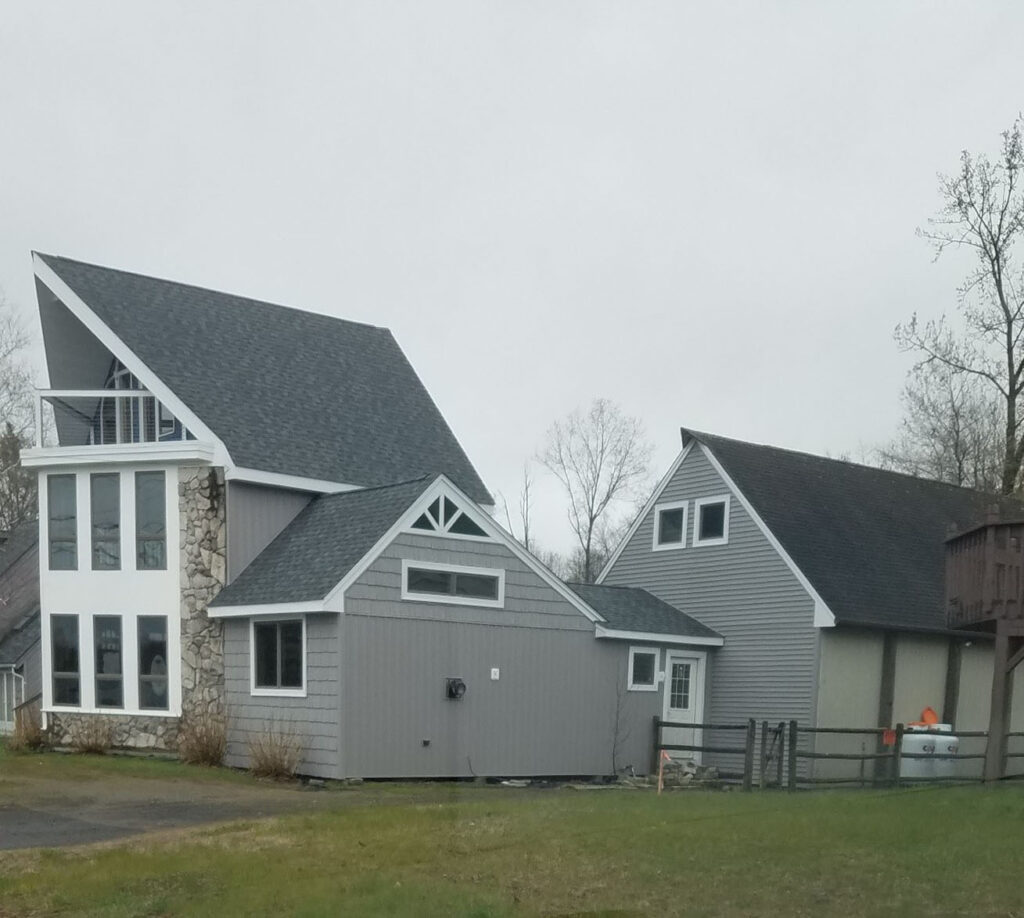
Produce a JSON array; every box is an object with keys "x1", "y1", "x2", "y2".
[
  {"x1": 0, "y1": 520, "x2": 40, "y2": 663},
  {"x1": 37, "y1": 254, "x2": 491, "y2": 504},
  {"x1": 569, "y1": 582, "x2": 722, "y2": 640},
  {"x1": 685, "y1": 428, "x2": 1024, "y2": 633},
  {"x1": 211, "y1": 477, "x2": 431, "y2": 607}
]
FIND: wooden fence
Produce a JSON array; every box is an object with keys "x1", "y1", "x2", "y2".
[{"x1": 652, "y1": 717, "x2": 1024, "y2": 790}]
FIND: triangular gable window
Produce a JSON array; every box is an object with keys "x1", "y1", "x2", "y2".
[{"x1": 407, "y1": 494, "x2": 490, "y2": 539}]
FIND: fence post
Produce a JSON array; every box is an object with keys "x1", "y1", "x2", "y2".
[
  {"x1": 742, "y1": 719, "x2": 756, "y2": 791},
  {"x1": 892, "y1": 723, "x2": 904, "y2": 787},
  {"x1": 759, "y1": 721, "x2": 768, "y2": 790},
  {"x1": 787, "y1": 720, "x2": 798, "y2": 791},
  {"x1": 776, "y1": 722, "x2": 786, "y2": 788},
  {"x1": 650, "y1": 715, "x2": 661, "y2": 776}
]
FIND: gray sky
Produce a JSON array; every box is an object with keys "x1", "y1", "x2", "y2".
[{"x1": 0, "y1": 2, "x2": 1021, "y2": 554}]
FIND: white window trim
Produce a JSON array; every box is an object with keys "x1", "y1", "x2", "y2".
[
  {"x1": 402, "y1": 495, "x2": 494, "y2": 543},
  {"x1": 250, "y1": 616, "x2": 308, "y2": 698},
  {"x1": 627, "y1": 646, "x2": 660, "y2": 692},
  {"x1": 693, "y1": 495, "x2": 731, "y2": 547},
  {"x1": 400, "y1": 559, "x2": 506, "y2": 609},
  {"x1": 652, "y1": 500, "x2": 688, "y2": 552}
]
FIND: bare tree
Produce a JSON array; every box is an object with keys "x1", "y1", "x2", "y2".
[
  {"x1": 498, "y1": 462, "x2": 535, "y2": 552},
  {"x1": 878, "y1": 362, "x2": 1003, "y2": 491},
  {"x1": 540, "y1": 399, "x2": 652, "y2": 583},
  {"x1": 0, "y1": 423, "x2": 37, "y2": 530},
  {"x1": 895, "y1": 117, "x2": 1024, "y2": 493},
  {"x1": 0, "y1": 288, "x2": 38, "y2": 529}
]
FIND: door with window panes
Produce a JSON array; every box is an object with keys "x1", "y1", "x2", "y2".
[{"x1": 661, "y1": 652, "x2": 705, "y2": 764}]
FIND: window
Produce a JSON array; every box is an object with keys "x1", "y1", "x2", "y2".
[
  {"x1": 693, "y1": 495, "x2": 730, "y2": 546},
  {"x1": 628, "y1": 647, "x2": 658, "y2": 691},
  {"x1": 136, "y1": 471, "x2": 166, "y2": 570},
  {"x1": 252, "y1": 619, "x2": 305, "y2": 694},
  {"x1": 652, "y1": 501, "x2": 688, "y2": 551},
  {"x1": 407, "y1": 494, "x2": 489, "y2": 539},
  {"x1": 669, "y1": 660, "x2": 692, "y2": 710},
  {"x1": 51, "y1": 614, "x2": 80, "y2": 705},
  {"x1": 48, "y1": 475, "x2": 77, "y2": 570},
  {"x1": 94, "y1": 615, "x2": 123, "y2": 708},
  {"x1": 138, "y1": 616, "x2": 169, "y2": 710},
  {"x1": 402, "y1": 561, "x2": 505, "y2": 607},
  {"x1": 91, "y1": 473, "x2": 120, "y2": 570}
]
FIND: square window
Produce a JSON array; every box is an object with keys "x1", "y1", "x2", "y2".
[
  {"x1": 253, "y1": 619, "x2": 305, "y2": 694},
  {"x1": 694, "y1": 496, "x2": 730, "y2": 546},
  {"x1": 652, "y1": 502, "x2": 687, "y2": 550},
  {"x1": 628, "y1": 648, "x2": 658, "y2": 691}
]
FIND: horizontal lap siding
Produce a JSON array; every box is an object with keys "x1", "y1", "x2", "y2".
[
  {"x1": 602, "y1": 447, "x2": 818, "y2": 774},
  {"x1": 342, "y1": 533, "x2": 660, "y2": 777},
  {"x1": 223, "y1": 613, "x2": 341, "y2": 779}
]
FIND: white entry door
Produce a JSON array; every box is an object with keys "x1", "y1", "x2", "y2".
[{"x1": 662, "y1": 652, "x2": 705, "y2": 763}]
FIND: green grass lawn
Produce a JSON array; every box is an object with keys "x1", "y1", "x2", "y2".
[{"x1": 2, "y1": 751, "x2": 1024, "y2": 917}]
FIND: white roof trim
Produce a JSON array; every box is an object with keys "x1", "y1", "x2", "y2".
[
  {"x1": 33, "y1": 254, "x2": 232, "y2": 468},
  {"x1": 594, "y1": 625, "x2": 724, "y2": 647},
  {"x1": 207, "y1": 600, "x2": 325, "y2": 619},
  {"x1": 225, "y1": 467, "x2": 362, "y2": 494},
  {"x1": 324, "y1": 475, "x2": 606, "y2": 623},
  {"x1": 695, "y1": 441, "x2": 836, "y2": 628},
  {"x1": 596, "y1": 443, "x2": 693, "y2": 582},
  {"x1": 22, "y1": 440, "x2": 216, "y2": 469}
]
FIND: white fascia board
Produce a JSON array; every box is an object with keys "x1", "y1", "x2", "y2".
[
  {"x1": 224, "y1": 467, "x2": 362, "y2": 494},
  {"x1": 594, "y1": 625, "x2": 724, "y2": 647},
  {"x1": 596, "y1": 443, "x2": 693, "y2": 583},
  {"x1": 33, "y1": 254, "x2": 232, "y2": 468},
  {"x1": 696, "y1": 442, "x2": 837, "y2": 628},
  {"x1": 22, "y1": 440, "x2": 217, "y2": 469},
  {"x1": 323, "y1": 475, "x2": 606, "y2": 623},
  {"x1": 206, "y1": 600, "x2": 325, "y2": 619}
]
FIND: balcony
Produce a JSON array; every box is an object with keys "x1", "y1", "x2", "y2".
[{"x1": 946, "y1": 514, "x2": 1024, "y2": 631}]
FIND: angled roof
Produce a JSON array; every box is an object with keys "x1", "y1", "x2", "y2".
[
  {"x1": 570, "y1": 582, "x2": 722, "y2": 640},
  {"x1": 35, "y1": 254, "x2": 490, "y2": 503},
  {"x1": 0, "y1": 521, "x2": 40, "y2": 663},
  {"x1": 684, "y1": 428, "x2": 1024, "y2": 633},
  {"x1": 211, "y1": 477, "x2": 430, "y2": 607}
]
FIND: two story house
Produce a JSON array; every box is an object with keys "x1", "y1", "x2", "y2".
[{"x1": 23, "y1": 253, "x2": 718, "y2": 778}]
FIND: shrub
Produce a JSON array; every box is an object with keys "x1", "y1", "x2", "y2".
[
  {"x1": 177, "y1": 711, "x2": 227, "y2": 766},
  {"x1": 247, "y1": 722, "x2": 306, "y2": 779},
  {"x1": 5, "y1": 706, "x2": 45, "y2": 752},
  {"x1": 69, "y1": 718, "x2": 113, "y2": 755}
]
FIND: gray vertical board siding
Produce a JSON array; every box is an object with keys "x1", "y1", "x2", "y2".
[
  {"x1": 226, "y1": 482, "x2": 311, "y2": 583},
  {"x1": 342, "y1": 532, "x2": 660, "y2": 777},
  {"x1": 223, "y1": 613, "x2": 342, "y2": 779},
  {"x1": 601, "y1": 446, "x2": 819, "y2": 775}
]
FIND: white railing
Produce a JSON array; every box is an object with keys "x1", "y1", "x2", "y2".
[
  {"x1": 0, "y1": 665, "x2": 24, "y2": 735},
  {"x1": 35, "y1": 389, "x2": 187, "y2": 448}
]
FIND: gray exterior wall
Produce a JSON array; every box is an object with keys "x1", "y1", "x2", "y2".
[
  {"x1": 16, "y1": 637, "x2": 41, "y2": 702},
  {"x1": 341, "y1": 533, "x2": 666, "y2": 778},
  {"x1": 226, "y1": 482, "x2": 311, "y2": 583},
  {"x1": 223, "y1": 612, "x2": 341, "y2": 779},
  {"x1": 601, "y1": 446, "x2": 818, "y2": 774}
]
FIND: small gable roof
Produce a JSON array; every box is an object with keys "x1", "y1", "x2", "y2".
[
  {"x1": 35, "y1": 254, "x2": 490, "y2": 504},
  {"x1": 684, "y1": 427, "x2": 1024, "y2": 633},
  {"x1": 211, "y1": 477, "x2": 431, "y2": 608},
  {"x1": 569, "y1": 582, "x2": 722, "y2": 642}
]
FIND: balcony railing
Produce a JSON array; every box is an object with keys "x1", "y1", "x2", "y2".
[
  {"x1": 35, "y1": 389, "x2": 190, "y2": 449},
  {"x1": 946, "y1": 519, "x2": 1024, "y2": 630}
]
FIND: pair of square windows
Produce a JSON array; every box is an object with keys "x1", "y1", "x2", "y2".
[{"x1": 653, "y1": 496, "x2": 730, "y2": 550}]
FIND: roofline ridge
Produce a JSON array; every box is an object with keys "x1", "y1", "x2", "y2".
[
  {"x1": 34, "y1": 252, "x2": 389, "y2": 333},
  {"x1": 318, "y1": 475, "x2": 435, "y2": 499},
  {"x1": 681, "y1": 425, "x2": 1018, "y2": 500}
]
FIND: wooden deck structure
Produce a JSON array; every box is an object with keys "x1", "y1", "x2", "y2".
[{"x1": 946, "y1": 510, "x2": 1024, "y2": 780}]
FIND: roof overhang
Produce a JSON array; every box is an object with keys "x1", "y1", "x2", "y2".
[
  {"x1": 208, "y1": 600, "x2": 325, "y2": 619},
  {"x1": 22, "y1": 440, "x2": 217, "y2": 469},
  {"x1": 594, "y1": 625, "x2": 724, "y2": 647}
]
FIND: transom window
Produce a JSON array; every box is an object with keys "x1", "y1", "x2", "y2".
[
  {"x1": 652, "y1": 501, "x2": 688, "y2": 551},
  {"x1": 409, "y1": 495, "x2": 489, "y2": 539},
  {"x1": 402, "y1": 561, "x2": 505, "y2": 608},
  {"x1": 693, "y1": 496, "x2": 730, "y2": 546},
  {"x1": 628, "y1": 647, "x2": 659, "y2": 692},
  {"x1": 252, "y1": 619, "x2": 305, "y2": 695}
]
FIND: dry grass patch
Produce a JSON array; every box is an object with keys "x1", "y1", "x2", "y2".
[
  {"x1": 69, "y1": 718, "x2": 113, "y2": 755},
  {"x1": 177, "y1": 711, "x2": 228, "y2": 766},
  {"x1": 247, "y1": 722, "x2": 305, "y2": 779}
]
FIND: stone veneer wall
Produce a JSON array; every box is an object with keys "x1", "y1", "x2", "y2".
[{"x1": 48, "y1": 466, "x2": 227, "y2": 751}]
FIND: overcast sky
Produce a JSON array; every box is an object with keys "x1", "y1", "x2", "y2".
[{"x1": 0, "y1": 2, "x2": 1021, "y2": 553}]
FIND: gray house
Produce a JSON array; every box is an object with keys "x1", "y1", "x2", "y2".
[
  {"x1": 0, "y1": 521, "x2": 41, "y2": 734},
  {"x1": 599, "y1": 428, "x2": 1024, "y2": 776},
  {"x1": 23, "y1": 253, "x2": 716, "y2": 778}
]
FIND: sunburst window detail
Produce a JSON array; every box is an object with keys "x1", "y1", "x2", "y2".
[{"x1": 407, "y1": 495, "x2": 489, "y2": 539}]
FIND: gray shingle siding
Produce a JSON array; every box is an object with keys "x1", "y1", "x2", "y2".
[
  {"x1": 223, "y1": 613, "x2": 341, "y2": 779},
  {"x1": 601, "y1": 446, "x2": 819, "y2": 743}
]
